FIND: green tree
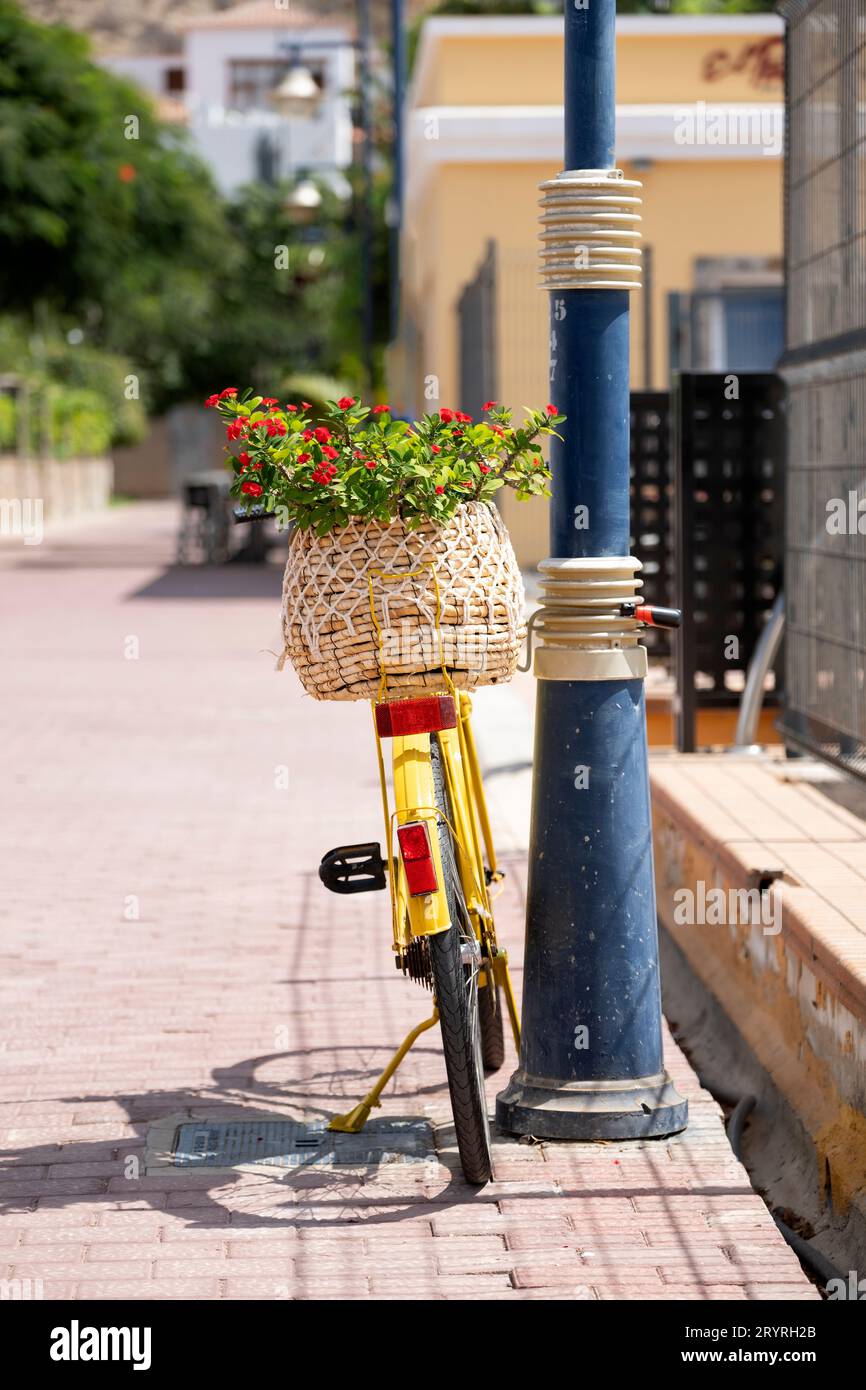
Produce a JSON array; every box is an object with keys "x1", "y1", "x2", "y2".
[
  {"x1": 178, "y1": 176, "x2": 384, "y2": 400},
  {"x1": 0, "y1": 0, "x2": 230, "y2": 409},
  {"x1": 0, "y1": 2, "x2": 390, "y2": 407}
]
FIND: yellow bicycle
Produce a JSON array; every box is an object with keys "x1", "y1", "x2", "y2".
[{"x1": 318, "y1": 569, "x2": 521, "y2": 1185}]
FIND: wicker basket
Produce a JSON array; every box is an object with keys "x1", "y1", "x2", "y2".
[{"x1": 280, "y1": 501, "x2": 526, "y2": 701}]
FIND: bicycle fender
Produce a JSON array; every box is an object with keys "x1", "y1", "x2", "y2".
[{"x1": 391, "y1": 733, "x2": 452, "y2": 938}]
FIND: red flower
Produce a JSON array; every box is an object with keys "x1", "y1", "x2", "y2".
[
  {"x1": 302, "y1": 430, "x2": 314, "y2": 441},
  {"x1": 364, "y1": 459, "x2": 376, "y2": 470},
  {"x1": 435, "y1": 485, "x2": 445, "y2": 495},
  {"x1": 226, "y1": 421, "x2": 246, "y2": 441},
  {"x1": 547, "y1": 404, "x2": 557, "y2": 414},
  {"x1": 285, "y1": 404, "x2": 298, "y2": 412},
  {"x1": 463, "y1": 482, "x2": 473, "y2": 489},
  {"x1": 439, "y1": 408, "x2": 454, "y2": 424},
  {"x1": 261, "y1": 397, "x2": 279, "y2": 406},
  {"x1": 118, "y1": 163, "x2": 136, "y2": 183},
  {"x1": 313, "y1": 426, "x2": 331, "y2": 443},
  {"x1": 321, "y1": 445, "x2": 339, "y2": 460},
  {"x1": 266, "y1": 417, "x2": 287, "y2": 437},
  {"x1": 483, "y1": 400, "x2": 497, "y2": 411},
  {"x1": 312, "y1": 464, "x2": 337, "y2": 486},
  {"x1": 219, "y1": 388, "x2": 238, "y2": 399},
  {"x1": 372, "y1": 404, "x2": 391, "y2": 414},
  {"x1": 297, "y1": 452, "x2": 311, "y2": 464},
  {"x1": 241, "y1": 481, "x2": 263, "y2": 497},
  {"x1": 455, "y1": 411, "x2": 472, "y2": 423},
  {"x1": 479, "y1": 463, "x2": 490, "y2": 474},
  {"x1": 493, "y1": 425, "x2": 504, "y2": 437},
  {"x1": 337, "y1": 396, "x2": 356, "y2": 410},
  {"x1": 238, "y1": 451, "x2": 251, "y2": 466},
  {"x1": 430, "y1": 445, "x2": 441, "y2": 454},
  {"x1": 301, "y1": 401, "x2": 313, "y2": 410}
]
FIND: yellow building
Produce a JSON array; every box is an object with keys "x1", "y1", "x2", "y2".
[{"x1": 390, "y1": 14, "x2": 784, "y2": 564}]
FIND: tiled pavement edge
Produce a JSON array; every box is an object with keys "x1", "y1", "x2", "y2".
[{"x1": 0, "y1": 503, "x2": 816, "y2": 1300}]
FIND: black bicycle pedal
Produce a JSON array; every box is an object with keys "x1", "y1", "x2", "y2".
[{"x1": 319, "y1": 843, "x2": 387, "y2": 894}]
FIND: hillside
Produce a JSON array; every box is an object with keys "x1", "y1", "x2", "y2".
[{"x1": 16, "y1": 0, "x2": 434, "y2": 56}]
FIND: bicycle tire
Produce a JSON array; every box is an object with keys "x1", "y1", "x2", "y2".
[
  {"x1": 428, "y1": 734, "x2": 492, "y2": 1185},
  {"x1": 479, "y1": 981, "x2": 506, "y2": 1072}
]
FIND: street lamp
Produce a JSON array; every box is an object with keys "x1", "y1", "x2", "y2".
[
  {"x1": 268, "y1": 1, "x2": 376, "y2": 393},
  {"x1": 267, "y1": 60, "x2": 324, "y2": 214},
  {"x1": 495, "y1": 1, "x2": 688, "y2": 1141},
  {"x1": 269, "y1": 62, "x2": 323, "y2": 119},
  {"x1": 284, "y1": 178, "x2": 323, "y2": 214}
]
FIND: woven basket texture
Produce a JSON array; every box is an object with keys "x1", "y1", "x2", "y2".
[{"x1": 280, "y1": 502, "x2": 525, "y2": 701}]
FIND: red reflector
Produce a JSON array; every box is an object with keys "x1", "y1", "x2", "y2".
[
  {"x1": 396, "y1": 821, "x2": 438, "y2": 896},
  {"x1": 375, "y1": 695, "x2": 457, "y2": 739},
  {"x1": 397, "y1": 823, "x2": 430, "y2": 859}
]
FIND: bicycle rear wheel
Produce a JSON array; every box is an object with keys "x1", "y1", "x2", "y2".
[{"x1": 428, "y1": 734, "x2": 492, "y2": 1185}]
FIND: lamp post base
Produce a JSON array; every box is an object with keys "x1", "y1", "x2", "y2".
[{"x1": 496, "y1": 1069, "x2": 688, "y2": 1141}]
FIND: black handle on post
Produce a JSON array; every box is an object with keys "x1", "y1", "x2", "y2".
[{"x1": 620, "y1": 601, "x2": 682, "y2": 630}]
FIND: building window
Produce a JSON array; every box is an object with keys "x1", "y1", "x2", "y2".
[
  {"x1": 228, "y1": 60, "x2": 325, "y2": 113},
  {"x1": 164, "y1": 67, "x2": 185, "y2": 93}
]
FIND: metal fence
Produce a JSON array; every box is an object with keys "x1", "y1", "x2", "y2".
[
  {"x1": 778, "y1": 0, "x2": 866, "y2": 778},
  {"x1": 673, "y1": 373, "x2": 785, "y2": 752},
  {"x1": 630, "y1": 392, "x2": 674, "y2": 662}
]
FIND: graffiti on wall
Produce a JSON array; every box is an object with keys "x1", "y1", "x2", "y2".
[{"x1": 702, "y1": 37, "x2": 784, "y2": 89}]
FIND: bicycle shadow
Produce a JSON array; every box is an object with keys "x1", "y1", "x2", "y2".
[
  {"x1": 128, "y1": 561, "x2": 284, "y2": 603},
  {"x1": 0, "y1": 1046, "x2": 503, "y2": 1233}
]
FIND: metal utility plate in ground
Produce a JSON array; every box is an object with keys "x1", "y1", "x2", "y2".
[{"x1": 167, "y1": 1117, "x2": 435, "y2": 1170}]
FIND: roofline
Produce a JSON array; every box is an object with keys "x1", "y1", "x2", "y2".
[
  {"x1": 410, "y1": 14, "x2": 784, "y2": 111},
  {"x1": 176, "y1": 12, "x2": 351, "y2": 36},
  {"x1": 418, "y1": 15, "x2": 784, "y2": 39}
]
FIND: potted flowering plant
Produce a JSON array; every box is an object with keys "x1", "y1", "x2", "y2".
[
  {"x1": 205, "y1": 389, "x2": 562, "y2": 536},
  {"x1": 204, "y1": 388, "x2": 564, "y2": 700}
]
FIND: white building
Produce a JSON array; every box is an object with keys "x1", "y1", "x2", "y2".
[{"x1": 100, "y1": 0, "x2": 356, "y2": 195}]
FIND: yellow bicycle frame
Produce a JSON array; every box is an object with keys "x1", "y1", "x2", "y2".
[
  {"x1": 329, "y1": 572, "x2": 521, "y2": 1137},
  {"x1": 366, "y1": 562, "x2": 519, "y2": 1022}
]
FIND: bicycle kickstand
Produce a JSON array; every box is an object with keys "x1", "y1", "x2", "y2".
[{"x1": 328, "y1": 1008, "x2": 440, "y2": 1134}]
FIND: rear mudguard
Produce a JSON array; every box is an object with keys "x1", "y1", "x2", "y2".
[{"x1": 391, "y1": 732, "x2": 452, "y2": 939}]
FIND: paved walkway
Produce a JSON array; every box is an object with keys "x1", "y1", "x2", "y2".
[{"x1": 0, "y1": 503, "x2": 816, "y2": 1300}]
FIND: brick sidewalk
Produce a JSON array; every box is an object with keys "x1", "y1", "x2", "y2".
[{"x1": 0, "y1": 503, "x2": 816, "y2": 1300}]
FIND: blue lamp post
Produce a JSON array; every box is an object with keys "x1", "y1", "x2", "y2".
[{"x1": 496, "y1": 1, "x2": 687, "y2": 1140}]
